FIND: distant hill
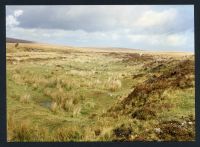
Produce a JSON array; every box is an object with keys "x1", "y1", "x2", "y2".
[{"x1": 6, "y1": 37, "x2": 34, "y2": 43}]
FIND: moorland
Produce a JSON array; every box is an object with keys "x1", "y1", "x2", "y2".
[{"x1": 6, "y1": 42, "x2": 195, "y2": 141}]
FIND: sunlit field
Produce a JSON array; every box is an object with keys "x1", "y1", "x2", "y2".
[{"x1": 7, "y1": 43, "x2": 195, "y2": 141}]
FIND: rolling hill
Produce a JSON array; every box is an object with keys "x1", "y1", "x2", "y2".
[{"x1": 6, "y1": 37, "x2": 34, "y2": 43}]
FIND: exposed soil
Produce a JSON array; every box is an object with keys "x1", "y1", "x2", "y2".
[
  {"x1": 113, "y1": 124, "x2": 133, "y2": 141},
  {"x1": 156, "y1": 116, "x2": 195, "y2": 141},
  {"x1": 107, "y1": 59, "x2": 194, "y2": 119}
]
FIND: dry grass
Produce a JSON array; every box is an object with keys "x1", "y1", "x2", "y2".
[
  {"x1": 7, "y1": 117, "x2": 48, "y2": 142},
  {"x1": 63, "y1": 98, "x2": 73, "y2": 112},
  {"x1": 50, "y1": 102, "x2": 58, "y2": 113},
  {"x1": 104, "y1": 77, "x2": 122, "y2": 91},
  {"x1": 20, "y1": 94, "x2": 31, "y2": 104},
  {"x1": 72, "y1": 105, "x2": 82, "y2": 117},
  {"x1": 6, "y1": 42, "x2": 195, "y2": 141}
]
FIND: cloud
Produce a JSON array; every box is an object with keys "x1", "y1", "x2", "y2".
[
  {"x1": 6, "y1": 9, "x2": 23, "y2": 28},
  {"x1": 6, "y1": 5, "x2": 194, "y2": 52},
  {"x1": 166, "y1": 34, "x2": 187, "y2": 46},
  {"x1": 7, "y1": 6, "x2": 192, "y2": 34},
  {"x1": 14, "y1": 10, "x2": 23, "y2": 17},
  {"x1": 6, "y1": 6, "x2": 150, "y2": 32},
  {"x1": 135, "y1": 9, "x2": 177, "y2": 28}
]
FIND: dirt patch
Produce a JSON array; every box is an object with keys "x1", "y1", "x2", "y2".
[
  {"x1": 123, "y1": 59, "x2": 194, "y2": 106},
  {"x1": 132, "y1": 108, "x2": 156, "y2": 120},
  {"x1": 113, "y1": 124, "x2": 133, "y2": 141},
  {"x1": 132, "y1": 73, "x2": 144, "y2": 79},
  {"x1": 107, "y1": 59, "x2": 194, "y2": 118},
  {"x1": 156, "y1": 118, "x2": 195, "y2": 141}
]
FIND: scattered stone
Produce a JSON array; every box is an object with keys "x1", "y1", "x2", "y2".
[
  {"x1": 181, "y1": 121, "x2": 187, "y2": 126},
  {"x1": 188, "y1": 122, "x2": 193, "y2": 125},
  {"x1": 157, "y1": 119, "x2": 195, "y2": 141},
  {"x1": 155, "y1": 128, "x2": 162, "y2": 134}
]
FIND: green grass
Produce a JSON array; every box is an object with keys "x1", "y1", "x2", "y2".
[
  {"x1": 6, "y1": 43, "x2": 195, "y2": 141},
  {"x1": 157, "y1": 88, "x2": 195, "y2": 122}
]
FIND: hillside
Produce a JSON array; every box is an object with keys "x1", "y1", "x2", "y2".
[
  {"x1": 6, "y1": 37, "x2": 34, "y2": 43},
  {"x1": 106, "y1": 58, "x2": 195, "y2": 141}
]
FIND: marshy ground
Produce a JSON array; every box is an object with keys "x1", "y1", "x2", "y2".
[{"x1": 6, "y1": 43, "x2": 195, "y2": 141}]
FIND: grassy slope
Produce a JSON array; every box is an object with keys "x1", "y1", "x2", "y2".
[{"x1": 6, "y1": 43, "x2": 195, "y2": 141}]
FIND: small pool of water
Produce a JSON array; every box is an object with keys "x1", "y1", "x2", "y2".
[{"x1": 40, "y1": 99, "x2": 52, "y2": 109}]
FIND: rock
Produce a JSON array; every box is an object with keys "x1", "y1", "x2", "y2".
[
  {"x1": 181, "y1": 121, "x2": 187, "y2": 126},
  {"x1": 155, "y1": 128, "x2": 162, "y2": 134},
  {"x1": 188, "y1": 122, "x2": 193, "y2": 125}
]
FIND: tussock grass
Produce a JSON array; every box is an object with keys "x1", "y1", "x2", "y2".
[
  {"x1": 50, "y1": 102, "x2": 58, "y2": 113},
  {"x1": 7, "y1": 43, "x2": 195, "y2": 141},
  {"x1": 53, "y1": 126, "x2": 83, "y2": 141},
  {"x1": 12, "y1": 74, "x2": 24, "y2": 84},
  {"x1": 7, "y1": 117, "x2": 48, "y2": 142},
  {"x1": 72, "y1": 105, "x2": 82, "y2": 117},
  {"x1": 63, "y1": 98, "x2": 73, "y2": 112},
  {"x1": 104, "y1": 77, "x2": 122, "y2": 91},
  {"x1": 20, "y1": 94, "x2": 31, "y2": 104},
  {"x1": 109, "y1": 79, "x2": 122, "y2": 91}
]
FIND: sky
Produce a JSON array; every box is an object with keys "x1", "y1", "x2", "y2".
[{"x1": 6, "y1": 5, "x2": 194, "y2": 52}]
